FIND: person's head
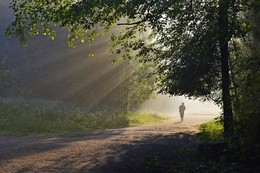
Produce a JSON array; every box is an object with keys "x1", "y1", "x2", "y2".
[{"x1": 182, "y1": 102, "x2": 184, "y2": 105}]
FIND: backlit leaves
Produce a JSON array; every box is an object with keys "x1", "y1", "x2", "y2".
[{"x1": 6, "y1": 0, "x2": 255, "y2": 100}]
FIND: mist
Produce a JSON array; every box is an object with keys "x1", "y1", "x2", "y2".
[
  {"x1": 0, "y1": 1, "x2": 130, "y2": 111},
  {"x1": 140, "y1": 94, "x2": 221, "y2": 116}
]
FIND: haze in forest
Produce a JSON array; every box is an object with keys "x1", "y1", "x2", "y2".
[
  {"x1": 141, "y1": 95, "x2": 220, "y2": 116},
  {"x1": 0, "y1": 1, "x2": 220, "y2": 116}
]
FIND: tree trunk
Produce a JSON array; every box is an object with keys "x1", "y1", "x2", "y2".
[
  {"x1": 218, "y1": 0, "x2": 233, "y2": 137},
  {"x1": 219, "y1": 40, "x2": 233, "y2": 137}
]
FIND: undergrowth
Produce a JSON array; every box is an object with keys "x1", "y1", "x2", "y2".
[
  {"x1": 170, "y1": 159, "x2": 254, "y2": 173},
  {"x1": 196, "y1": 116, "x2": 224, "y2": 142},
  {"x1": 0, "y1": 98, "x2": 173, "y2": 136}
]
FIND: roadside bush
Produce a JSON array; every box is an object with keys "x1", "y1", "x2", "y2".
[{"x1": 197, "y1": 116, "x2": 224, "y2": 142}]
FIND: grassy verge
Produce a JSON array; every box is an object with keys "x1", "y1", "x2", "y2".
[
  {"x1": 127, "y1": 112, "x2": 174, "y2": 126},
  {"x1": 0, "y1": 101, "x2": 173, "y2": 136},
  {"x1": 196, "y1": 116, "x2": 224, "y2": 142},
  {"x1": 166, "y1": 118, "x2": 255, "y2": 173}
]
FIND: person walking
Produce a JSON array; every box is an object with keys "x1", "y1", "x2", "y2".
[{"x1": 179, "y1": 102, "x2": 186, "y2": 122}]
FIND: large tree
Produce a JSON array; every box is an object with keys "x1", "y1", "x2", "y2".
[{"x1": 6, "y1": 0, "x2": 253, "y2": 136}]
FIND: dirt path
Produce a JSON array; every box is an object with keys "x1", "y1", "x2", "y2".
[{"x1": 0, "y1": 115, "x2": 216, "y2": 173}]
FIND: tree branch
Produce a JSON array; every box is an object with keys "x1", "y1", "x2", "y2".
[{"x1": 117, "y1": 0, "x2": 178, "y2": 26}]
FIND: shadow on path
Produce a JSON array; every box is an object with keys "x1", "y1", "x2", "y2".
[
  {"x1": 88, "y1": 132, "x2": 199, "y2": 173},
  {"x1": 0, "y1": 130, "x2": 124, "y2": 162},
  {"x1": 0, "y1": 125, "x2": 201, "y2": 173}
]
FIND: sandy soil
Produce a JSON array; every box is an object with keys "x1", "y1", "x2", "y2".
[{"x1": 0, "y1": 115, "x2": 216, "y2": 173}]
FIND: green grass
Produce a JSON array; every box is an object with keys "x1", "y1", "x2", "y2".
[
  {"x1": 127, "y1": 112, "x2": 174, "y2": 126},
  {"x1": 0, "y1": 101, "x2": 173, "y2": 136},
  {"x1": 196, "y1": 116, "x2": 224, "y2": 142}
]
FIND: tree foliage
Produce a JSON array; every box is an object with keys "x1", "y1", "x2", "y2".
[
  {"x1": 6, "y1": 0, "x2": 256, "y2": 135},
  {"x1": 126, "y1": 60, "x2": 157, "y2": 111},
  {"x1": 5, "y1": 0, "x2": 252, "y2": 94},
  {"x1": 229, "y1": 0, "x2": 260, "y2": 160}
]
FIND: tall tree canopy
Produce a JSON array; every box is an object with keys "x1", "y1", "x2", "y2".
[{"x1": 6, "y1": 0, "x2": 255, "y2": 136}]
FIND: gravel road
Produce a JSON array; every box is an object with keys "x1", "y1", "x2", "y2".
[{"x1": 0, "y1": 115, "x2": 216, "y2": 173}]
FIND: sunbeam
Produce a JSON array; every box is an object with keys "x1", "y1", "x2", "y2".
[{"x1": 1, "y1": 1, "x2": 132, "y2": 110}]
